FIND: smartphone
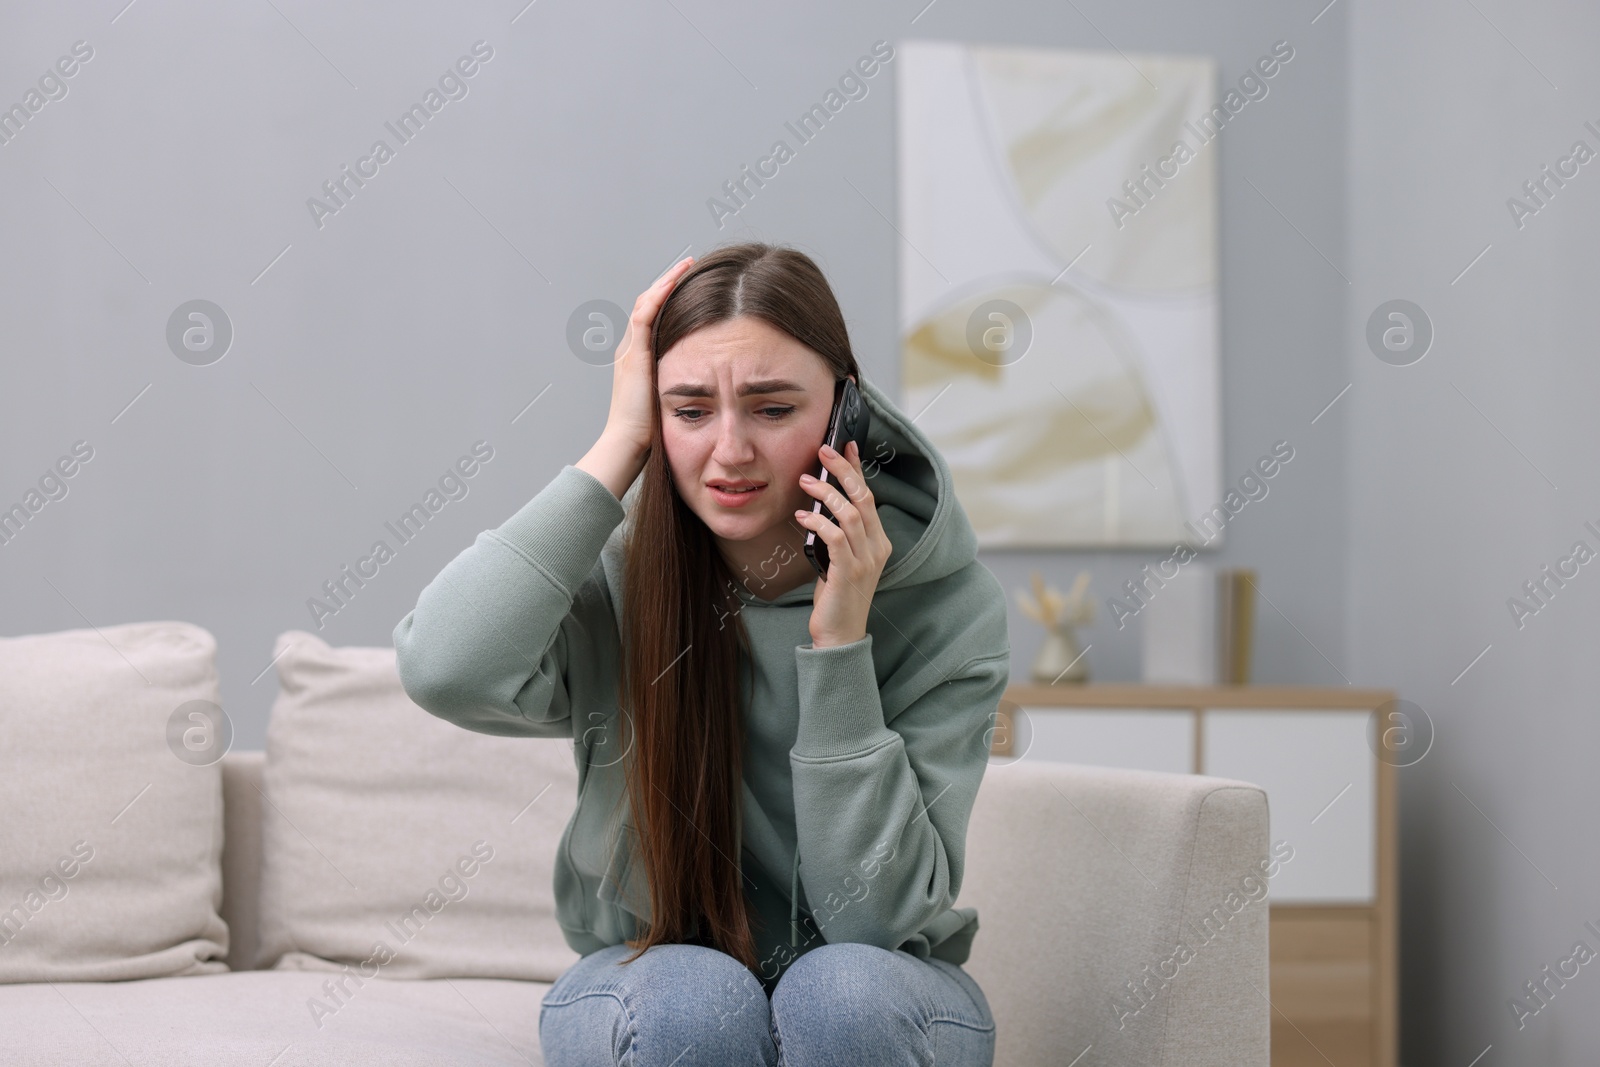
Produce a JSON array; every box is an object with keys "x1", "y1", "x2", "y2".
[{"x1": 803, "y1": 376, "x2": 872, "y2": 581}]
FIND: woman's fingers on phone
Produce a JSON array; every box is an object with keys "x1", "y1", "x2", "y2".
[
  {"x1": 819, "y1": 442, "x2": 866, "y2": 504},
  {"x1": 819, "y1": 442, "x2": 885, "y2": 543}
]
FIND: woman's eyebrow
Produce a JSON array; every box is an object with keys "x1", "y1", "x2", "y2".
[{"x1": 660, "y1": 379, "x2": 807, "y2": 398}]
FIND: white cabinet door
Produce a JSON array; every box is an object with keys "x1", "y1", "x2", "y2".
[
  {"x1": 1202, "y1": 710, "x2": 1374, "y2": 904},
  {"x1": 1009, "y1": 708, "x2": 1194, "y2": 775}
]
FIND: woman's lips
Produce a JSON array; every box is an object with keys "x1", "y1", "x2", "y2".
[{"x1": 708, "y1": 484, "x2": 767, "y2": 507}]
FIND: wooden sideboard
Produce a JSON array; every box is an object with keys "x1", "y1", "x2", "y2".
[{"x1": 992, "y1": 684, "x2": 1397, "y2": 1067}]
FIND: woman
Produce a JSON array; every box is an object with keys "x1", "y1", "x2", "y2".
[{"x1": 393, "y1": 242, "x2": 1010, "y2": 1066}]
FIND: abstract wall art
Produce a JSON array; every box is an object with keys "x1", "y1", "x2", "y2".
[{"x1": 897, "y1": 41, "x2": 1222, "y2": 548}]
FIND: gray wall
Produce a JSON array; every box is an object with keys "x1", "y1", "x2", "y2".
[
  {"x1": 1350, "y1": 1, "x2": 1600, "y2": 1063},
  {"x1": 0, "y1": 0, "x2": 1350, "y2": 744}
]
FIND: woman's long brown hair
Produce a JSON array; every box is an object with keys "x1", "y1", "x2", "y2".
[{"x1": 614, "y1": 243, "x2": 862, "y2": 971}]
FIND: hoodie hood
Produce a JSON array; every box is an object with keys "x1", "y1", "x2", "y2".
[
  {"x1": 841, "y1": 374, "x2": 980, "y2": 592},
  {"x1": 618, "y1": 374, "x2": 979, "y2": 608}
]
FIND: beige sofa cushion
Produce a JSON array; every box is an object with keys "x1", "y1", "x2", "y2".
[
  {"x1": 256, "y1": 630, "x2": 580, "y2": 981},
  {"x1": 0, "y1": 970, "x2": 552, "y2": 1066},
  {"x1": 0, "y1": 620, "x2": 229, "y2": 982}
]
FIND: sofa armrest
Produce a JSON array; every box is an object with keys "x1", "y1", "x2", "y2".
[
  {"x1": 959, "y1": 761, "x2": 1270, "y2": 1067},
  {"x1": 219, "y1": 750, "x2": 265, "y2": 972}
]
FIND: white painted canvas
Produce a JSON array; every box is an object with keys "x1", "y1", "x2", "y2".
[{"x1": 897, "y1": 41, "x2": 1221, "y2": 547}]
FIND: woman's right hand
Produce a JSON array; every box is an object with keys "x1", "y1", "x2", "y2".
[{"x1": 603, "y1": 255, "x2": 696, "y2": 456}]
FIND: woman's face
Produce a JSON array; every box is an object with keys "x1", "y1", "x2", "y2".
[{"x1": 656, "y1": 315, "x2": 845, "y2": 552}]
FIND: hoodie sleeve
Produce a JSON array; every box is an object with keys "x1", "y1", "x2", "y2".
[
  {"x1": 392, "y1": 464, "x2": 627, "y2": 739},
  {"x1": 788, "y1": 629, "x2": 1010, "y2": 952}
]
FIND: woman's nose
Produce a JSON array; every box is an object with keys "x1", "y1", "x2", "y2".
[{"x1": 712, "y1": 416, "x2": 756, "y2": 463}]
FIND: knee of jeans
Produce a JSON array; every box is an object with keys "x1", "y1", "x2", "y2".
[
  {"x1": 549, "y1": 944, "x2": 769, "y2": 1031},
  {"x1": 771, "y1": 943, "x2": 907, "y2": 1016},
  {"x1": 770, "y1": 943, "x2": 932, "y2": 1058},
  {"x1": 626, "y1": 943, "x2": 764, "y2": 997},
  {"x1": 542, "y1": 944, "x2": 634, "y2": 1007},
  {"x1": 540, "y1": 983, "x2": 632, "y2": 1062}
]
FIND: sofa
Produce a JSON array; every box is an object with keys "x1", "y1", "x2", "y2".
[{"x1": 0, "y1": 622, "x2": 1271, "y2": 1066}]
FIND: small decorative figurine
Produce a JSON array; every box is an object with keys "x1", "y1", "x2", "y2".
[{"x1": 1018, "y1": 570, "x2": 1093, "y2": 684}]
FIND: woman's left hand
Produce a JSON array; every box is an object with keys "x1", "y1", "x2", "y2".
[{"x1": 794, "y1": 440, "x2": 893, "y2": 648}]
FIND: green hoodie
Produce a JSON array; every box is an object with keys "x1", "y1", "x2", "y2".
[{"x1": 392, "y1": 375, "x2": 1011, "y2": 992}]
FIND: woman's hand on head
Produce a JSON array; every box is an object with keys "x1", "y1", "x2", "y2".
[
  {"x1": 794, "y1": 439, "x2": 893, "y2": 649},
  {"x1": 603, "y1": 256, "x2": 695, "y2": 456}
]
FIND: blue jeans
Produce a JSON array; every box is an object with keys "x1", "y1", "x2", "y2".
[{"x1": 538, "y1": 941, "x2": 996, "y2": 1066}]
